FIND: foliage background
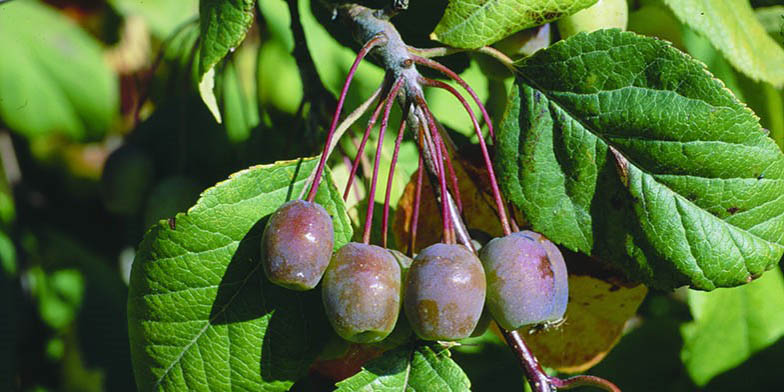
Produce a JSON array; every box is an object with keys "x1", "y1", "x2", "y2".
[{"x1": 0, "y1": 0, "x2": 783, "y2": 391}]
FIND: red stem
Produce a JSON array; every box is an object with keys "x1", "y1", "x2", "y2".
[
  {"x1": 344, "y1": 81, "x2": 390, "y2": 200},
  {"x1": 363, "y1": 78, "x2": 404, "y2": 244},
  {"x1": 409, "y1": 148, "x2": 424, "y2": 256},
  {"x1": 420, "y1": 77, "x2": 511, "y2": 235},
  {"x1": 307, "y1": 34, "x2": 386, "y2": 203},
  {"x1": 382, "y1": 107, "x2": 410, "y2": 248},
  {"x1": 418, "y1": 98, "x2": 454, "y2": 244},
  {"x1": 439, "y1": 137, "x2": 463, "y2": 214},
  {"x1": 551, "y1": 375, "x2": 621, "y2": 392},
  {"x1": 411, "y1": 55, "x2": 495, "y2": 142}
]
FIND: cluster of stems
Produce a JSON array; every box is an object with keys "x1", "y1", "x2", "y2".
[{"x1": 301, "y1": 3, "x2": 620, "y2": 392}]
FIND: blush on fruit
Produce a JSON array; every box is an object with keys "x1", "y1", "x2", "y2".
[
  {"x1": 404, "y1": 243, "x2": 486, "y2": 341},
  {"x1": 479, "y1": 230, "x2": 568, "y2": 330},
  {"x1": 322, "y1": 242, "x2": 402, "y2": 343},
  {"x1": 261, "y1": 199, "x2": 334, "y2": 290}
]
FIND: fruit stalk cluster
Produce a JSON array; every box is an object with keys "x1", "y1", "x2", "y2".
[{"x1": 260, "y1": 3, "x2": 620, "y2": 391}]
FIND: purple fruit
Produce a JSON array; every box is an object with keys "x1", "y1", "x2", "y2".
[
  {"x1": 322, "y1": 242, "x2": 402, "y2": 343},
  {"x1": 479, "y1": 230, "x2": 568, "y2": 330},
  {"x1": 404, "y1": 243, "x2": 486, "y2": 340},
  {"x1": 261, "y1": 199, "x2": 334, "y2": 290}
]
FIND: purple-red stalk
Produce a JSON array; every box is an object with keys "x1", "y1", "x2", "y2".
[
  {"x1": 343, "y1": 85, "x2": 389, "y2": 200},
  {"x1": 411, "y1": 55, "x2": 495, "y2": 142},
  {"x1": 439, "y1": 138, "x2": 463, "y2": 214},
  {"x1": 307, "y1": 34, "x2": 386, "y2": 203},
  {"x1": 409, "y1": 144, "x2": 424, "y2": 256},
  {"x1": 551, "y1": 375, "x2": 621, "y2": 392},
  {"x1": 381, "y1": 107, "x2": 410, "y2": 248},
  {"x1": 508, "y1": 201, "x2": 520, "y2": 232},
  {"x1": 421, "y1": 77, "x2": 512, "y2": 236},
  {"x1": 417, "y1": 98, "x2": 454, "y2": 244},
  {"x1": 362, "y1": 78, "x2": 405, "y2": 244}
]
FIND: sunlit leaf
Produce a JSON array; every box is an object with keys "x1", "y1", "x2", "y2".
[
  {"x1": 128, "y1": 158, "x2": 352, "y2": 390},
  {"x1": 335, "y1": 345, "x2": 470, "y2": 391},
  {"x1": 663, "y1": 0, "x2": 784, "y2": 87},
  {"x1": 198, "y1": 0, "x2": 256, "y2": 121},
  {"x1": 497, "y1": 29, "x2": 784, "y2": 290},
  {"x1": 681, "y1": 268, "x2": 784, "y2": 386},
  {"x1": 432, "y1": 0, "x2": 597, "y2": 48}
]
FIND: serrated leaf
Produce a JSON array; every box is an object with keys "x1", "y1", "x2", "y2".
[
  {"x1": 432, "y1": 0, "x2": 597, "y2": 49},
  {"x1": 335, "y1": 345, "x2": 470, "y2": 392},
  {"x1": 497, "y1": 29, "x2": 784, "y2": 290},
  {"x1": 198, "y1": 0, "x2": 256, "y2": 119},
  {"x1": 681, "y1": 268, "x2": 784, "y2": 386},
  {"x1": 128, "y1": 158, "x2": 353, "y2": 391},
  {"x1": 0, "y1": 0, "x2": 118, "y2": 140},
  {"x1": 663, "y1": 0, "x2": 784, "y2": 87}
]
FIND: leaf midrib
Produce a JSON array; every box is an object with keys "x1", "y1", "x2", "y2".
[
  {"x1": 514, "y1": 61, "x2": 783, "y2": 250},
  {"x1": 148, "y1": 255, "x2": 263, "y2": 390}
]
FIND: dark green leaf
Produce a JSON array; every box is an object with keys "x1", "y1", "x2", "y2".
[
  {"x1": 0, "y1": 0, "x2": 118, "y2": 140},
  {"x1": 681, "y1": 268, "x2": 784, "y2": 386},
  {"x1": 432, "y1": 0, "x2": 597, "y2": 48},
  {"x1": 497, "y1": 29, "x2": 784, "y2": 290},
  {"x1": 335, "y1": 345, "x2": 470, "y2": 391},
  {"x1": 128, "y1": 158, "x2": 353, "y2": 391},
  {"x1": 198, "y1": 0, "x2": 257, "y2": 121}
]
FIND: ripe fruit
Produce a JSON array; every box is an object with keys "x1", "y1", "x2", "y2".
[
  {"x1": 479, "y1": 231, "x2": 568, "y2": 330},
  {"x1": 261, "y1": 199, "x2": 334, "y2": 290},
  {"x1": 322, "y1": 242, "x2": 402, "y2": 343},
  {"x1": 557, "y1": 0, "x2": 628, "y2": 39},
  {"x1": 101, "y1": 145, "x2": 154, "y2": 215},
  {"x1": 404, "y1": 243, "x2": 486, "y2": 340}
]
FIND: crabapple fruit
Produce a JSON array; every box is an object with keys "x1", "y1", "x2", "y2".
[
  {"x1": 479, "y1": 230, "x2": 568, "y2": 330},
  {"x1": 404, "y1": 243, "x2": 486, "y2": 340},
  {"x1": 322, "y1": 242, "x2": 402, "y2": 343},
  {"x1": 261, "y1": 199, "x2": 334, "y2": 290}
]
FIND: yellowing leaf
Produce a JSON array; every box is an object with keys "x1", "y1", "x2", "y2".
[{"x1": 518, "y1": 273, "x2": 646, "y2": 373}]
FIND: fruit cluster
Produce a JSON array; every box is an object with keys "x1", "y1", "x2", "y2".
[
  {"x1": 261, "y1": 198, "x2": 568, "y2": 343},
  {"x1": 257, "y1": 6, "x2": 571, "y2": 348}
]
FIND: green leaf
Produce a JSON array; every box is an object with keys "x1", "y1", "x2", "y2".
[
  {"x1": 755, "y1": 6, "x2": 784, "y2": 40},
  {"x1": 128, "y1": 158, "x2": 353, "y2": 391},
  {"x1": 497, "y1": 29, "x2": 784, "y2": 290},
  {"x1": 109, "y1": 0, "x2": 198, "y2": 39},
  {"x1": 0, "y1": 0, "x2": 118, "y2": 140},
  {"x1": 219, "y1": 52, "x2": 259, "y2": 142},
  {"x1": 681, "y1": 268, "x2": 784, "y2": 386},
  {"x1": 432, "y1": 0, "x2": 597, "y2": 49},
  {"x1": 663, "y1": 0, "x2": 784, "y2": 87},
  {"x1": 335, "y1": 345, "x2": 470, "y2": 391},
  {"x1": 198, "y1": 0, "x2": 256, "y2": 120}
]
